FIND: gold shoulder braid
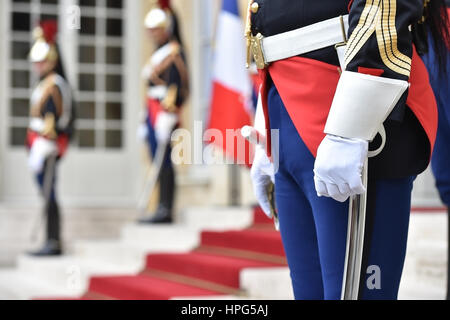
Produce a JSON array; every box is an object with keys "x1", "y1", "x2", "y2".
[{"x1": 344, "y1": 0, "x2": 412, "y2": 77}]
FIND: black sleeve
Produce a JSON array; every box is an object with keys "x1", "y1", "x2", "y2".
[
  {"x1": 40, "y1": 96, "x2": 59, "y2": 120},
  {"x1": 344, "y1": 0, "x2": 424, "y2": 81},
  {"x1": 168, "y1": 63, "x2": 184, "y2": 107},
  {"x1": 168, "y1": 51, "x2": 189, "y2": 107},
  {"x1": 40, "y1": 85, "x2": 63, "y2": 120}
]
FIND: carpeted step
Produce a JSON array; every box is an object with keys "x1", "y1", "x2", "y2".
[
  {"x1": 200, "y1": 229, "x2": 286, "y2": 260},
  {"x1": 85, "y1": 275, "x2": 222, "y2": 300},
  {"x1": 34, "y1": 297, "x2": 93, "y2": 301},
  {"x1": 253, "y1": 207, "x2": 273, "y2": 225},
  {"x1": 144, "y1": 252, "x2": 282, "y2": 291}
]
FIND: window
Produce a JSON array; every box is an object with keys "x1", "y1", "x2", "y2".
[
  {"x1": 7, "y1": 0, "x2": 125, "y2": 150},
  {"x1": 76, "y1": 0, "x2": 124, "y2": 149}
]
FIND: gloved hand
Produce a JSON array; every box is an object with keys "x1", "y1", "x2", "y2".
[
  {"x1": 154, "y1": 111, "x2": 178, "y2": 143},
  {"x1": 28, "y1": 137, "x2": 58, "y2": 174},
  {"x1": 250, "y1": 145, "x2": 275, "y2": 218},
  {"x1": 137, "y1": 123, "x2": 149, "y2": 142},
  {"x1": 314, "y1": 134, "x2": 368, "y2": 202}
]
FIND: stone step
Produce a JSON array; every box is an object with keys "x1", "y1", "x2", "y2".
[
  {"x1": 408, "y1": 213, "x2": 447, "y2": 243},
  {"x1": 404, "y1": 212, "x2": 447, "y2": 288},
  {"x1": 120, "y1": 224, "x2": 201, "y2": 249},
  {"x1": 399, "y1": 273, "x2": 446, "y2": 300},
  {"x1": 179, "y1": 207, "x2": 254, "y2": 231},
  {"x1": 15, "y1": 255, "x2": 136, "y2": 296},
  {"x1": 404, "y1": 239, "x2": 447, "y2": 287},
  {"x1": 0, "y1": 206, "x2": 139, "y2": 268},
  {"x1": 240, "y1": 267, "x2": 294, "y2": 300},
  {"x1": 0, "y1": 269, "x2": 75, "y2": 300},
  {"x1": 73, "y1": 239, "x2": 198, "y2": 271}
]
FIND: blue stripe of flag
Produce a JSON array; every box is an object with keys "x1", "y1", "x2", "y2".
[{"x1": 222, "y1": 0, "x2": 240, "y2": 17}]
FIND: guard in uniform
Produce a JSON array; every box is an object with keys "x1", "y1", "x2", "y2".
[
  {"x1": 249, "y1": 0, "x2": 448, "y2": 299},
  {"x1": 27, "y1": 21, "x2": 74, "y2": 256},
  {"x1": 138, "y1": 0, "x2": 189, "y2": 224}
]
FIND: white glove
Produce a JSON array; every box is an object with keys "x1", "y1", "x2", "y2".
[
  {"x1": 250, "y1": 145, "x2": 275, "y2": 218},
  {"x1": 28, "y1": 137, "x2": 58, "y2": 174},
  {"x1": 137, "y1": 123, "x2": 149, "y2": 142},
  {"x1": 314, "y1": 134, "x2": 368, "y2": 202},
  {"x1": 154, "y1": 112, "x2": 178, "y2": 143}
]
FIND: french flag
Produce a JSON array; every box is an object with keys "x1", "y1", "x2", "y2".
[{"x1": 207, "y1": 0, "x2": 254, "y2": 166}]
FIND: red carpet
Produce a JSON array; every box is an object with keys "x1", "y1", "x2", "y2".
[
  {"x1": 200, "y1": 229, "x2": 285, "y2": 258},
  {"x1": 38, "y1": 207, "x2": 286, "y2": 300},
  {"x1": 145, "y1": 252, "x2": 281, "y2": 290},
  {"x1": 85, "y1": 275, "x2": 221, "y2": 300}
]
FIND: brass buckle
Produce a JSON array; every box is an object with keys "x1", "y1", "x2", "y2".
[
  {"x1": 334, "y1": 15, "x2": 348, "y2": 50},
  {"x1": 250, "y1": 33, "x2": 267, "y2": 70}
]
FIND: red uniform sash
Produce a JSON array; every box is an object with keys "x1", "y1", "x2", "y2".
[
  {"x1": 26, "y1": 130, "x2": 69, "y2": 158},
  {"x1": 147, "y1": 98, "x2": 164, "y2": 127}
]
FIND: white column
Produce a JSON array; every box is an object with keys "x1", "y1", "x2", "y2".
[
  {"x1": 124, "y1": 0, "x2": 145, "y2": 200},
  {"x1": 0, "y1": 0, "x2": 12, "y2": 201},
  {"x1": 59, "y1": 0, "x2": 79, "y2": 87}
]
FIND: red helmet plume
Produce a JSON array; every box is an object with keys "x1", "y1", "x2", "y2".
[
  {"x1": 40, "y1": 20, "x2": 58, "y2": 44},
  {"x1": 158, "y1": 0, "x2": 170, "y2": 10}
]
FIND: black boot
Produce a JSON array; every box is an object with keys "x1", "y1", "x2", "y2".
[
  {"x1": 139, "y1": 165, "x2": 176, "y2": 224},
  {"x1": 28, "y1": 239, "x2": 62, "y2": 257},
  {"x1": 29, "y1": 201, "x2": 63, "y2": 257}
]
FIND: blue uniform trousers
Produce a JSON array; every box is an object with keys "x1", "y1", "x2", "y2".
[
  {"x1": 146, "y1": 115, "x2": 173, "y2": 168},
  {"x1": 268, "y1": 82, "x2": 415, "y2": 300},
  {"x1": 36, "y1": 159, "x2": 58, "y2": 202}
]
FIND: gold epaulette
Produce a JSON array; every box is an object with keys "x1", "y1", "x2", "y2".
[{"x1": 169, "y1": 41, "x2": 181, "y2": 57}]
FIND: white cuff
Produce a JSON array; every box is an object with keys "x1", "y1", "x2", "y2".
[
  {"x1": 324, "y1": 71, "x2": 409, "y2": 141},
  {"x1": 29, "y1": 118, "x2": 45, "y2": 133}
]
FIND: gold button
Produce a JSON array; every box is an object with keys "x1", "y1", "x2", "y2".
[{"x1": 251, "y1": 2, "x2": 259, "y2": 13}]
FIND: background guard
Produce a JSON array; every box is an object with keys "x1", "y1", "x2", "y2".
[
  {"x1": 137, "y1": 0, "x2": 189, "y2": 224},
  {"x1": 26, "y1": 20, "x2": 75, "y2": 256}
]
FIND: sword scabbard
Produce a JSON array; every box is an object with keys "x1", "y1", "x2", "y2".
[{"x1": 341, "y1": 159, "x2": 369, "y2": 300}]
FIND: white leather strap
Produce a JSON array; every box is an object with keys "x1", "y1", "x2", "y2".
[
  {"x1": 147, "y1": 85, "x2": 168, "y2": 99},
  {"x1": 262, "y1": 15, "x2": 349, "y2": 64},
  {"x1": 29, "y1": 118, "x2": 45, "y2": 133}
]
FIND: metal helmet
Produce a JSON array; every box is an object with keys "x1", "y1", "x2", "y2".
[
  {"x1": 144, "y1": 0, "x2": 172, "y2": 30},
  {"x1": 29, "y1": 20, "x2": 58, "y2": 63}
]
